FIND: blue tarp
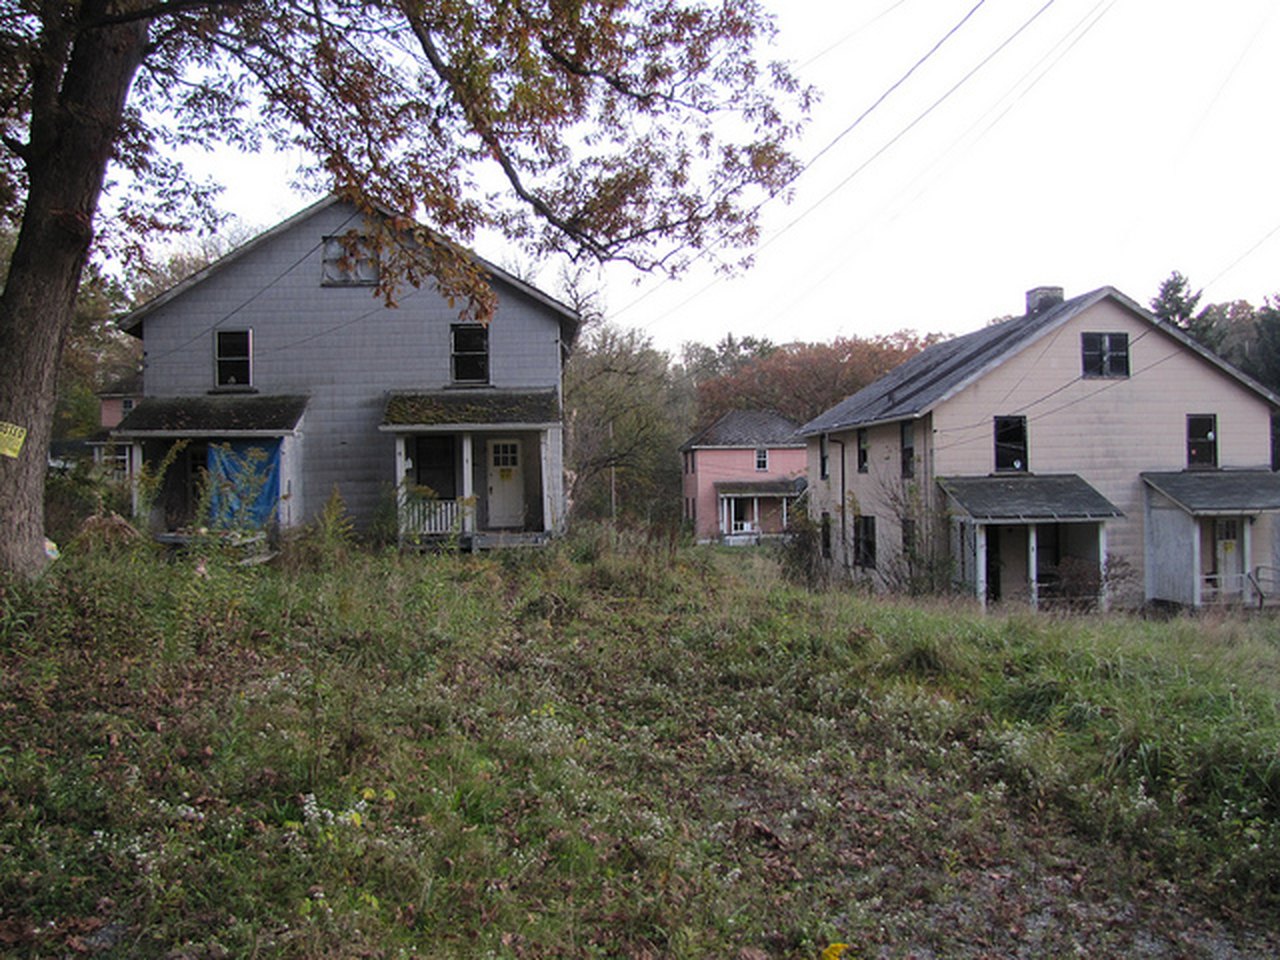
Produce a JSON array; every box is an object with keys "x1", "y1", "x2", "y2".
[{"x1": 207, "y1": 440, "x2": 281, "y2": 529}]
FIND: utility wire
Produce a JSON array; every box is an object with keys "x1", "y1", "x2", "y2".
[{"x1": 610, "y1": 0, "x2": 990, "y2": 323}]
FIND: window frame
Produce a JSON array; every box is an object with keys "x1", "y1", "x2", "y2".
[
  {"x1": 994, "y1": 415, "x2": 1028, "y2": 473},
  {"x1": 857, "y1": 428, "x2": 869, "y2": 474},
  {"x1": 820, "y1": 512, "x2": 832, "y2": 559},
  {"x1": 1187, "y1": 413, "x2": 1218, "y2": 468},
  {"x1": 819, "y1": 434, "x2": 830, "y2": 480},
  {"x1": 214, "y1": 329, "x2": 252, "y2": 388},
  {"x1": 451, "y1": 323, "x2": 490, "y2": 385},
  {"x1": 900, "y1": 421, "x2": 915, "y2": 478},
  {"x1": 755, "y1": 448, "x2": 768, "y2": 472},
  {"x1": 1081, "y1": 331, "x2": 1130, "y2": 379},
  {"x1": 321, "y1": 234, "x2": 380, "y2": 286}
]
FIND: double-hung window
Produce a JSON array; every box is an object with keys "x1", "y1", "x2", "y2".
[
  {"x1": 755, "y1": 448, "x2": 769, "y2": 471},
  {"x1": 994, "y1": 416, "x2": 1028, "y2": 472},
  {"x1": 857, "y1": 428, "x2": 869, "y2": 473},
  {"x1": 819, "y1": 435, "x2": 829, "y2": 480},
  {"x1": 900, "y1": 421, "x2": 915, "y2": 478},
  {"x1": 215, "y1": 330, "x2": 252, "y2": 388},
  {"x1": 1187, "y1": 414, "x2": 1217, "y2": 468},
  {"x1": 1081, "y1": 332, "x2": 1130, "y2": 378},
  {"x1": 452, "y1": 324, "x2": 489, "y2": 384}
]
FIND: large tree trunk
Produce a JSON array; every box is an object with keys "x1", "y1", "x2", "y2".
[{"x1": 0, "y1": 14, "x2": 149, "y2": 577}]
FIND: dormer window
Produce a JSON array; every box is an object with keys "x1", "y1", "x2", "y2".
[
  {"x1": 452, "y1": 324, "x2": 489, "y2": 384},
  {"x1": 322, "y1": 235, "x2": 379, "y2": 285},
  {"x1": 215, "y1": 330, "x2": 252, "y2": 387}
]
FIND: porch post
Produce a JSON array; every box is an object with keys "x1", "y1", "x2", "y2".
[
  {"x1": 753, "y1": 497, "x2": 760, "y2": 532},
  {"x1": 782, "y1": 496, "x2": 789, "y2": 530},
  {"x1": 1191, "y1": 519, "x2": 1202, "y2": 608},
  {"x1": 461, "y1": 433, "x2": 475, "y2": 534},
  {"x1": 1097, "y1": 524, "x2": 1110, "y2": 612},
  {"x1": 1243, "y1": 516, "x2": 1254, "y2": 605},
  {"x1": 1027, "y1": 524, "x2": 1039, "y2": 610},
  {"x1": 975, "y1": 523, "x2": 988, "y2": 610},
  {"x1": 540, "y1": 430, "x2": 553, "y2": 533},
  {"x1": 394, "y1": 436, "x2": 408, "y2": 545},
  {"x1": 720, "y1": 496, "x2": 728, "y2": 537},
  {"x1": 129, "y1": 442, "x2": 143, "y2": 519}
]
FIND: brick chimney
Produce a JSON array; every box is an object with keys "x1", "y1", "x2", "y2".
[{"x1": 1026, "y1": 286, "x2": 1064, "y2": 315}]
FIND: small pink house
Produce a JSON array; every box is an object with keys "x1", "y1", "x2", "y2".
[{"x1": 681, "y1": 410, "x2": 807, "y2": 544}]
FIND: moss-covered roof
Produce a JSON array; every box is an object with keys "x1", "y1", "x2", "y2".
[
  {"x1": 113, "y1": 395, "x2": 309, "y2": 435},
  {"x1": 382, "y1": 389, "x2": 560, "y2": 427}
]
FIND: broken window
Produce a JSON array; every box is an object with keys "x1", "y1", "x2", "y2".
[
  {"x1": 857, "y1": 428, "x2": 869, "y2": 473},
  {"x1": 994, "y1": 416, "x2": 1028, "y2": 472},
  {"x1": 853, "y1": 515, "x2": 877, "y2": 569},
  {"x1": 1187, "y1": 414, "x2": 1217, "y2": 468},
  {"x1": 1081, "y1": 332, "x2": 1130, "y2": 378},
  {"x1": 215, "y1": 329, "x2": 252, "y2": 387}
]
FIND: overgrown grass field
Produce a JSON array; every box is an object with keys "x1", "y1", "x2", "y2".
[{"x1": 1, "y1": 527, "x2": 1278, "y2": 958}]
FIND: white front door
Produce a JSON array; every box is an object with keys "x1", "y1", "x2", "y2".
[
  {"x1": 1214, "y1": 517, "x2": 1243, "y2": 597},
  {"x1": 487, "y1": 439, "x2": 525, "y2": 528}
]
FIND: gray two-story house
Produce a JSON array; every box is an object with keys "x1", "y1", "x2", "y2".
[{"x1": 114, "y1": 196, "x2": 580, "y2": 547}]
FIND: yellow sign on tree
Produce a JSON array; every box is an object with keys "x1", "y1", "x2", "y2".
[{"x1": 0, "y1": 422, "x2": 26, "y2": 459}]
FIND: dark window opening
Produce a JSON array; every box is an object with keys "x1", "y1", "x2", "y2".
[
  {"x1": 857, "y1": 428, "x2": 869, "y2": 473},
  {"x1": 1082, "y1": 332, "x2": 1130, "y2": 378},
  {"x1": 215, "y1": 330, "x2": 251, "y2": 387},
  {"x1": 1187, "y1": 414, "x2": 1218, "y2": 468},
  {"x1": 853, "y1": 515, "x2": 877, "y2": 569},
  {"x1": 819, "y1": 435, "x2": 830, "y2": 480},
  {"x1": 994, "y1": 416, "x2": 1028, "y2": 472},
  {"x1": 820, "y1": 512, "x2": 832, "y2": 559},
  {"x1": 900, "y1": 421, "x2": 914, "y2": 478},
  {"x1": 452, "y1": 324, "x2": 489, "y2": 383}
]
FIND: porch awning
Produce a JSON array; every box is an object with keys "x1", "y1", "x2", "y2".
[
  {"x1": 939, "y1": 474, "x2": 1122, "y2": 523},
  {"x1": 714, "y1": 477, "x2": 807, "y2": 497},
  {"x1": 112, "y1": 395, "x2": 308, "y2": 438},
  {"x1": 1141, "y1": 470, "x2": 1280, "y2": 516},
  {"x1": 380, "y1": 389, "x2": 561, "y2": 431}
]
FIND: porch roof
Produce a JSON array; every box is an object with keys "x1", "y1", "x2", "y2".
[
  {"x1": 939, "y1": 474, "x2": 1122, "y2": 523},
  {"x1": 381, "y1": 389, "x2": 560, "y2": 431},
  {"x1": 112, "y1": 394, "x2": 308, "y2": 437},
  {"x1": 1141, "y1": 470, "x2": 1280, "y2": 515},
  {"x1": 714, "y1": 477, "x2": 807, "y2": 497}
]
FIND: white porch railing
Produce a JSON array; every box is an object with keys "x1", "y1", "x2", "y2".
[{"x1": 400, "y1": 493, "x2": 464, "y2": 539}]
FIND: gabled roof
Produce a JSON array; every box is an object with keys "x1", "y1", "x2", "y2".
[
  {"x1": 112, "y1": 395, "x2": 309, "y2": 437},
  {"x1": 682, "y1": 409, "x2": 804, "y2": 451},
  {"x1": 800, "y1": 286, "x2": 1280, "y2": 436},
  {"x1": 380, "y1": 389, "x2": 561, "y2": 431},
  {"x1": 118, "y1": 195, "x2": 580, "y2": 346}
]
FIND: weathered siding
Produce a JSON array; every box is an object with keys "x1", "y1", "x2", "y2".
[
  {"x1": 138, "y1": 201, "x2": 567, "y2": 527},
  {"x1": 688, "y1": 446, "x2": 805, "y2": 541},
  {"x1": 929, "y1": 300, "x2": 1272, "y2": 599}
]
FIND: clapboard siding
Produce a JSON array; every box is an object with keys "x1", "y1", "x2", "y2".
[{"x1": 135, "y1": 200, "x2": 571, "y2": 527}]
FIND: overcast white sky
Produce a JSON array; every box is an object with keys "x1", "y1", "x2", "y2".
[{"x1": 196, "y1": 0, "x2": 1280, "y2": 352}]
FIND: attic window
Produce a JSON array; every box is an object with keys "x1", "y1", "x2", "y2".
[
  {"x1": 994, "y1": 415, "x2": 1027, "y2": 472},
  {"x1": 215, "y1": 330, "x2": 252, "y2": 387},
  {"x1": 1082, "y1": 332, "x2": 1129, "y2": 378},
  {"x1": 322, "y1": 235, "x2": 379, "y2": 286}
]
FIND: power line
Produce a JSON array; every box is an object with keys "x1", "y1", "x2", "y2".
[{"x1": 610, "y1": 0, "x2": 991, "y2": 324}]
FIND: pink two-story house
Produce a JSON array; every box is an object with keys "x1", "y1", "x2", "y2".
[{"x1": 681, "y1": 409, "x2": 807, "y2": 544}]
